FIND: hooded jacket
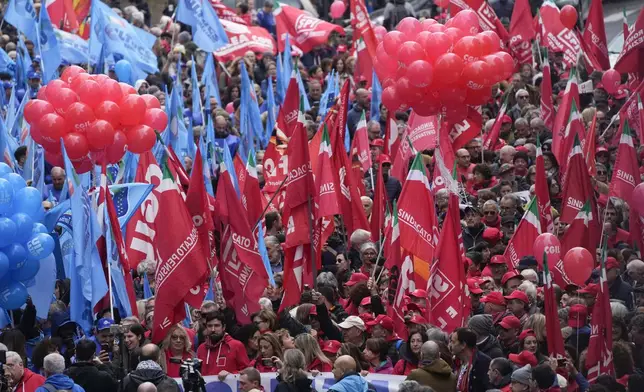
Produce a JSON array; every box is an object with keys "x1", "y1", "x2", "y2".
[
  {"x1": 477, "y1": 335, "x2": 505, "y2": 359},
  {"x1": 14, "y1": 369, "x2": 45, "y2": 392},
  {"x1": 196, "y1": 333, "x2": 250, "y2": 376},
  {"x1": 35, "y1": 374, "x2": 85, "y2": 392},
  {"x1": 65, "y1": 362, "x2": 118, "y2": 392},
  {"x1": 121, "y1": 360, "x2": 180, "y2": 392},
  {"x1": 406, "y1": 359, "x2": 457, "y2": 392},
  {"x1": 328, "y1": 372, "x2": 370, "y2": 392},
  {"x1": 393, "y1": 341, "x2": 419, "y2": 375}
]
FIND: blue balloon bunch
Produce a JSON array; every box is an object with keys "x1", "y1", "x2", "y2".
[{"x1": 0, "y1": 163, "x2": 54, "y2": 310}]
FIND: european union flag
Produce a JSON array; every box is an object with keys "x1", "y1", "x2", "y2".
[
  {"x1": 176, "y1": 0, "x2": 229, "y2": 52},
  {"x1": 108, "y1": 183, "x2": 154, "y2": 230},
  {"x1": 38, "y1": 4, "x2": 61, "y2": 84},
  {"x1": 4, "y1": 0, "x2": 38, "y2": 43}
]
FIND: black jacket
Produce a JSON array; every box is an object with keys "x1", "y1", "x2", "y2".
[
  {"x1": 462, "y1": 224, "x2": 486, "y2": 252},
  {"x1": 65, "y1": 362, "x2": 118, "y2": 392},
  {"x1": 610, "y1": 276, "x2": 634, "y2": 310},
  {"x1": 463, "y1": 351, "x2": 492, "y2": 392},
  {"x1": 477, "y1": 336, "x2": 504, "y2": 359},
  {"x1": 121, "y1": 367, "x2": 179, "y2": 392},
  {"x1": 274, "y1": 375, "x2": 315, "y2": 392}
]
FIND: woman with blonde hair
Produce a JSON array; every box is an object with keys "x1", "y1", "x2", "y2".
[
  {"x1": 252, "y1": 308, "x2": 278, "y2": 332},
  {"x1": 274, "y1": 349, "x2": 314, "y2": 392},
  {"x1": 524, "y1": 313, "x2": 548, "y2": 358},
  {"x1": 159, "y1": 324, "x2": 194, "y2": 378},
  {"x1": 294, "y1": 334, "x2": 332, "y2": 372},
  {"x1": 251, "y1": 333, "x2": 283, "y2": 372}
]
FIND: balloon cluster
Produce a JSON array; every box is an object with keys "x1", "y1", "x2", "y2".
[
  {"x1": 23, "y1": 66, "x2": 168, "y2": 173},
  {"x1": 373, "y1": 11, "x2": 514, "y2": 122},
  {"x1": 0, "y1": 163, "x2": 54, "y2": 310}
]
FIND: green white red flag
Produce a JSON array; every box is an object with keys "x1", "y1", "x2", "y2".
[
  {"x1": 504, "y1": 198, "x2": 541, "y2": 269},
  {"x1": 351, "y1": 111, "x2": 372, "y2": 173},
  {"x1": 558, "y1": 100, "x2": 585, "y2": 177},
  {"x1": 542, "y1": 252, "x2": 566, "y2": 358},
  {"x1": 276, "y1": 70, "x2": 300, "y2": 138},
  {"x1": 350, "y1": 0, "x2": 378, "y2": 60},
  {"x1": 552, "y1": 65, "x2": 580, "y2": 166},
  {"x1": 315, "y1": 126, "x2": 340, "y2": 218},
  {"x1": 535, "y1": 137, "x2": 554, "y2": 233},
  {"x1": 540, "y1": 52, "x2": 555, "y2": 131},
  {"x1": 559, "y1": 136, "x2": 596, "y2": 226}
]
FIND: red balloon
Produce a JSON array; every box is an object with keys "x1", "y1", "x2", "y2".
[
  {"x1": 77, "y1": 80, "x2": 103, "y2": 109},
  {"x1": 46, "y1": 79, "x2": 70, "y2": 92},
  {"x1": 383, "y1": 31, "x2": 405, "y2": 57},
  {"x1": 376, "y1": 42, "x2": 399, "y2": 77},
  {"x1": 420, "y1": 19, "x2": 438, "y2": 30},
  {"x1": 93, "y1": 74, "x2": 110, "y2": 84},
  {"x1": 495, "y1": 51, "x2": 515, "y2": 79},
  {"x1": 64, "y1": 102, "x2": 96, "y2": 134},
  {"x1": 95, "y1": 101, "x2": 122, "y2": 128},
  {"x1": 74, "y1": 156, "x2": 94, "y2": 174},
  {"x1": 86, "y1": 120, "x2": 116, "y2": 151},
  {"x1": 533, "y1": 233, "x2": 561, "y2": 269},
  {"x1": 444, "y1": 28, "x2": 466, "y2": 46},
  {"x1": 560, "y1": 5, "x2": 578, "y2": 30},
  {"x1": 106, "y1": 130, "x2": 128, "y2": 164},
  {"x1": 464, "y1": 85, "x2": 492, "y2": 106},
  {"x1": 329, "y1": 0, "x2": 346, "y2": 19},
  {"x1": 24, "y1": 100, "x2": 55, "y2": 125},
  {"x1": 142, "y1": 108, "x2": 169, "y2": 131},
  {"x1": 41, "y1": 137, "x2": 63, "y2": 154},
  {"x1": 119, "y1": 95, "x2": 146, "y2": 126},
  {"x1": 374, "y1": 25, "x2": 387, "y2": 40},
  {"x1": 601, "y1": 69, "x2": 621, "y2": 95},
  {"x1": 482, "y1": 54, "x2": 505, "y2": 84},
  {"x1": 70, "y1": 73, "x2": 93, "y2": 92},
  {"x1": 418, "y1": 32, "x2": 451, "y2": 64},
  {"x1": 119, "y1": 83, "x2": 137, "y2": 96},
  {"x1": 49, "y1": 88, "x2": 79, "y2": 115},
  {"x1": 632, "y1": 184, "x2": 644, "y2": 216},
  {"x1": 433, "y1": 53, "x2": 465, "y2": 86},
  {"x1": 127, "y1": 125, "x2": 156, "y2": 154},
  {"x1": 462, "y1": 60, "x2": 493, "y2": 89},
  {"x1": 141, "y1": 94, "x2": 162, "y2": 109},
  {"x1": 406, "y1": 60, "x2": 433, "y2": 87},
  {"x1": 563, "y1": 247, "x2": 594, "y2": 286},
  {"x1": 100, "y1": 79, "x2": 124, "y2": 103},
  {"x1": 36, "y1": 86, "x2": 48, "y2": 100},
  {"x1": 44, "y1": 151, "x2": 65, "y2": 167},
  {"x1": 444, "y1": 105, "x2": 468, "y2": 123},
  {"x1": 63, "y1": 132, "x2": 90, "y2": 160},
  {"x1": 397, "y1": 41, "x2": 426, "y2": 66},
  {"x1": 477, "y1": 31, "x2": 501, "y2": 54},
  {"x1": 60, "y1": 65, "x2": 86, "y2": 84},
  {"x1": 453, "y1": 36, "x2": 483, "y2": 63},
  {"x1": 37, "y1": 113, "x2": 68, "y2": 142},
  {"x1": 452, "y1": 9, "x2": 481, "y2": 35},
  {"x1": 396, "y1": 17, "x2": 422, "y2": 40},
  {"x1": 426, "y1": 24, "x2": 446, "y2": 33},
  {"x1": 439, "y1": 85, "x2": 467, "y2": 106},
  {"x1": 381, "y1": 86, "x2": 401, "y2": 111}
]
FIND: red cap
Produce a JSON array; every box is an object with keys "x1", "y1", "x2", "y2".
[
  {"x1": 481, "y1": 266, "x2": 493, "y2": 277},
  {"x1": 490, "y1": 255, "x2": 507, "y2": 265},
  {"x1": 578, "y1": 283, "x2": 599, "y2": 295},
  {"x1": 483, "y1": 228, "x2": 503, "y2": 246},
  {"x1": 516, "y1": 146, "x2": 528, "y2": 153},
  {"x1": 480, "y1": 291, "x2": 506, "y2": 306},
  {"x1": 358, "y1": 75, "x2": 367, "y2": 82},
  {"x1": 614, "y1": 86, "x2": 628, "y2": 99},
  {"x1": 467, "y1": 278, "x2": 483, "y2": 294},
  {"x1": 596, "y1": 146, "x2": 609, "y2": 154},
  {"x1": 519, "y1": 329, "x2": 536, "y2": 341},
  {"x1": 504, "y1": 290, "x2": 529, "y2": 304},
  {"x1": 309, "y1": 306, "x2": 318, "y2": 316},
  {"x1": 409, "y1": 289, "x2": 427, "y2": 299},
  {"x1": 498, "y1": 315, "x2": 521, "y2": 330},
  {"x1": 359, "y1": 312, "x2": 375, "y2": 325},
  {"x1": 346, "y1": 273, "x2": 369, "y2": 286},
  {"x1": 404, "y1": 302, "x2": 424, "y2": 313},
  {"x1": 370, "y1": 138, "x2": 384, "y2": 147},
  {"x1": 407, "y1": 315, "x2": 428, "y2": 325},
  {"x1": 501, "y1": 114, "x2": 512, "y2": 124},
  {"x1": 365, "y1": 314, "x2": 395, "y2": 332},
  {"x1": 378, "y1": 154, "x2": 391, "y2": 165},
  {"x1": 509, "y1": 350, "x2": 538, "y2": 367},
  {"x1": 606, "y1": 257, "x2": 620, "y2": 270},
  {"x1": 595, "y1": 81, "x2": 605, "y2": 90},
  {"x1": 568, "y1": 304, "x2": 588, "y2": 328},
  {"x1": 337, "y1": 45, "x2": 347, "y2": 53},
  {"x1": 501, "y1": 271, "x2": 524, "y2": 286},
  {"x1": 321, "y1": 340, "x2": 342, "y2": 355},
  {"x1": 360, "y1": 297, "x2": 372, "y2": 306}
]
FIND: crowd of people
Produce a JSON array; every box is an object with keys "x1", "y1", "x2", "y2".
[{"x1": 1, "y1": 0, "x2": 644, "y2": 391}]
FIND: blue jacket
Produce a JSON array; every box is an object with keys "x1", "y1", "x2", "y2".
[
  {"x1": 328, "y1": 373, "x2": 371, "y2": 392},
  {"x1": 36, "y1": 374, "x2": 86, "y2": 392}
]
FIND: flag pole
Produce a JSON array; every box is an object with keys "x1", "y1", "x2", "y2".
[
  {"x1": 368, "y1": 167, "x2": 375, "y2": 194},
  {"x1": 306, "y1": 195, "x2": 317, "y2": 287},
  {"x1": 253, "y1": 174, "x2": 289, "y2": 231},
  {"x1": 370, "y1": 238, "x2": 385, "y2": 280}
]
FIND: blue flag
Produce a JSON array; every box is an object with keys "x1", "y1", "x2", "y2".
[
  {"x1": 43, "y1": 199, "x2": 71, "y2": 233},
  {"x1": 182, "y1": 303, "x2": 192, "y2": 328},
  {"x1": 37, "y1": 4, "x2": 61, "y2": 84},
  {"x1": 161, "y1": 81, "x2": 189, "y2": 158},
  {"x1": 26, "y1": 254, "x2": 57, "y2": 319},
  {"x1": 257, "y1": 224, "x2": 275, "y2": 285},
  {"x1": 4, "y1": 0, "x2": 38, "y2": 43},
  {"x1": 198, "y1": 135, "x2": 214, "y2": 196},
  {"x1": 318, "y1": 70, "x2": 335, "y2": 119},
  {"x1": 263, "y1": 77, "x2": 276, "y2": 149},
  {"x1": 62, "y1": 142, "x2": 109, "y2": 333},
  {"x1": 176, "y1": 0, "x2": 229, "y2": 52},
  {"x1": 222, "y1": 142, "x2": 240, "y2": 196},
  {"x1": 107, "y1": 183, "x2": 154, "y2": 230},
  {"x1": 103, "y1": 208, "x2": 132, "y2": 317},
  {"x1": 190, "y1": 58, "x2": 203, "y2": 126},
  {"x1": 282, "y1": 35, "x2": 293, "y2": 90},
  {"x1": 275, "y1": 53, "x2": 285, "y2": 105},
  {"x1": 0, "y1": 116, "x2": 13, "y2": 169},
  {"x1": 238, "y1": 62, "x2": 263, "y2": 163},
  {"x1": 22, "y1": 136, "x2": 45, "y2": 195},
  {"x1": 201, "y1": 54, "x2": 222, "y2": 108},
  {"x1": 142, "y1": 273, "x2": 154, "y2": 299},
  {"x1": 295, "y1": 68, "x2": 311, "y2": 111},
  {"x1": 204, "y1": 277, "x2": 214, "y2": 301},
  {"x1": 371, "y1": 69, "x2": 382, "y2": 122},
  {"x1": 54, "y1": 28, "x2": 93, "y2": 65},
  {"x1": 187, "y1": 115, "x2": 196, "y2": 162},
  {"x1": 0, "y1": 49, "x2": 16, "y2": 76},
  {"x1": 89, "y1": 0, "x2": 158, "y2": 79}
]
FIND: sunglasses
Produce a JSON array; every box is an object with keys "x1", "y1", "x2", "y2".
[
  {"x1": 518, "y1": 96, "x2": 529, "y2": 99},
  {"x1": 597, "y1": 171, "x2": 607, "y2": 175},
  {"x1": 484, "y1": 211, "x2": 497, "y2": 215}
]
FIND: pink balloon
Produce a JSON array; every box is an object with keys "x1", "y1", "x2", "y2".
[
  {"x1": 69, "y1": 73, "x2": 93, "y2": 93},
  {"x1": 563, "y1": 247, "x2": 594, "y2": 287},
  {"x1": 60, "y1": 65, "x2": 87, "y2": 84},
  {"x1": 396, "y1": 17, "x2": 422, "y2": 41},
  {"x1": 141, "y1": 94, "x2": 162, "y2": 109},
  {"x1": 426, "y1": 24, "x2": 446, "y2": 33},
  {"x1": 452, "y1": 9, "x2": 481, "y2": 35},
  {"x1": 444, "y1": 28, "x2": 466, "y2": 46},
  {"x1": 533, "y1": 233, "x2": 561, "y2": 269},
  {"x1": 495, "y1": 51, "x2": 515, "y2": 79},
  {"x1": 381, "y1": 86, "x2": 401, "y2": 111},
  {"x1": 420, "y1": 18, "x2": 438, "y2": 31},
  {"x1": 100, "y1": 79, "x2": 124, "y2": 103},
  {"x1": 477, "y1": 31, "x2": 502, "y2": 54},
  {"x1": 632, "y1": 184, "x2": 644, "y2": 216},
  {"x1": 329, "y1": 0, "x2": 346, "y2": 19},
  {"x1": 374, "y1": 26, "x2": 387, "y2": 40},
  {"x1": 601, "y1": 69, "x2": 621, "y2": 95},
  {"x1": 560, "y1": 5, "x2": 578, "y2": 30},
  {"x1": 126, "y1": 125, "x2": 156, "y2": 154},
  {"x1": 142, "y1": 108, "x2": 169, "y2": 131},
  {"x1": 62, "y1": 132, "x2": 90, "y2": 160},
  {"x1": 462, "y1": 60, "x2": 493, "y2": 89},
  {"x1": 406, "y1": 60, "x2": 433, "y2": 87},
  {"x1": 95, "y1": 101, "x2": 122, "y2": 128},
  {"x1": 383, "y1": 31, "x2": 405, "y2": 57},
  {"x1": 418, "y1": 32, "x2": 451, "y2": 64},
  {"x1": 77, "y1": 80, "x2": 103, "y2": 109},
  {"x1": 397, "y1": 41, "x2": 426, "y2": 67},
  {"x1": 38, "y1": 113, "x2": 69, "y2": 143},
  {"x1": 24, "y1": 100, "x2": 54, "y2": 125}
]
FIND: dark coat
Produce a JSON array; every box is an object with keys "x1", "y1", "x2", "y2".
[
  {"x1": 477, "y1": 335, "x2": 505, "y2": 359},
  {"x1": 65, "y1": 362, "x2": 118, "y2": 392},
  {"x1": 274, "y1": 375, "x2": 315, "y2": 392},
  {"x1": 121, "y1": 366, "x2": 179, "y2": 392},
  {"x1": 462, "y1": 224, "x2": 486, "y2": 252},
  {"x1": 610, "y1": 276, "x2": 634, "y2": 310},
  {"x1": 406, "y1": 359, "x2": 457, "y2": 392}
]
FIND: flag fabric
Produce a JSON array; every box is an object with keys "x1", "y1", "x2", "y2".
[
  {"x1": 397, "y1": 154, "x2": 437, "y2": 262},
  {"x1": 263, "y1": 78, "x2": 276, "y2": 148},
  {"x1": 209, "y1": 1, "x2": 249, "y2": 25},
  {"x1": 504, "y1": 198, "x2": 541, "y2": 269},
  {"x1": 350, "y1": 0, "x2": 378, "y2": 60},
  {"x1": 202, "y1": 54, "x2": 222, "y2": 108},
  {"x1": 273, "y1": 1, "x2": 345, "y2": 53},
  {"x1": 540, "y1": 53, "x2": 555, "y2": 131},
  {"x1": 353, "y1": 38, "x2": 373, "y2": 88},
  {"x1": 508, "y1": 0, "x2": 535, "y2": 65},
  {"x1": 623, "y1": 8, "x2": 630, "y2": 41},
  {"x1": 38, "y1": 3, "x2": 62, "y2": 83},
  {"x1": 560, "y1": 199, "x2": 599, "y2": 257},
  {"x1": 318, "y1": 71, "x2": 336, "y2": 120},
  {"x1": 276, "y1": 53, "x2": 286, "y2": 105},
  {"x1": 371, "y1": 162, "x2": 386, "y2": 242},
  {"x1": 257, "y1": 224, "x2": 276, "y2": 285},
  {"x1": 315, "y1": 126, "x2": 340, "y2": 218},
  {"x1": 215, "y1": 20, "x2": 276, "y2": 62},
  {"x1": 284, "y1": 97, "x2": 315, "y2": 210},
  {"x1": 190, "y1": 58, "x2": 203, "y2": 128},
  {"x1": 62, "y1": 142, "x2": 108, "y2": 333},
  {"x1": 370, "y1": 70, "x2": 382, "y2": 121},
  {"x1": 559, "y1": 136, "x2": 596, "y2": 226},
  {"x1": 238, "y1": 62, "x2": 263, "y2": 161},
  {"x1": 535, "y1": 137, "x2": 554, "y2": 233},
  {"x1": 537, "y1": 1, "x2": 585, "y2": 67},
  {"x1": 558, "y1": 100, "x2": 585, "y2": 177},
  {"x1": 552, "y1": 65, "x2": 580, "y2": 166},
  {"x1": 53, "y1": 28, "x2": 93, "y2": 65},
  {"x1": 276, "y1": 71, "x2": 300, "y2": 138},
  {"x1": 351, "y1": 111, "x2": 372, "y2": 173},
  {"x1": 142, "y1": 274, "x2": 153, "y2": 299},
  {"x1": 0, "y1": 48, "x2": 16, "y2": 76},
  {"x1": 241, "y1": 150, "x2": 265, "y2": 227},
  {"x1": 428, "y1": 193, "x2": 467, "y2": 331},
  {"x1": 542, "y1": 252, "x2": 566, "y2": 358},
  {"x1": 4, "y1": 0, "x2": 38, "y2": 43},
  {"x1": 482, "y1": 97, "x2": 509, "y2": 151},
  {"x1": 584, "y1": 114, "x2": 598, "y2": 177},
  {"x1": 176, "y1": 0, "x2": 229, "y2": 52},
  {"x1": 0, "y1": 117, "x2": 14, "y2": 169},
  {"x1": 432, "y1": 123, "x2": 459, "y2": 195},
  {"x1": 295, "y1": 66, "x2": 311, "y2": 112},
  {"x1": 582, "y1": 0, "x2": 610, "y2": 70},
  {"x1": 614, "y1": 10, "x2": 644, "y2": 75},
  {"x1": 449, "y1": 108, "x2": 483, "y2": 152}
]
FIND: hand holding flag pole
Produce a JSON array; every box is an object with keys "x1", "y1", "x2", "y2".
[{"x1": 252, "y1": 174, "x2": 289, "y2": 231}]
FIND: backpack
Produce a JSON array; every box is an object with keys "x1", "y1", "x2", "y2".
[
  {"x1": 389, "y1": 3, "x2": 410, "y2": 30},
  {"x1": 41, "y1": 384, "x2": 72, "y2": 392}
]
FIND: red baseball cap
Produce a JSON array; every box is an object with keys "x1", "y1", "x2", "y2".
[
  {"x1": 519, "y1": 329, "x2": 536, "y2": 341},
  {"x1": 337, "y1": 45, "x2": 347, "y2": 53},
  {"x1": 407, "y1": 315, "x2": 428, "y2": 325},
  {"x1": 360, "y1": 297, "x2": 372, "y2": 306},
  {"x1": 404, "y1": 302, "x2": 424, "y2": 313},
  {"x1": 498, "y1": 315, "x2": 521, "y2": 330},
  {"x1": 568, "y1": 304, "x2": 588, "y2": 328},
  {"x1": 370, "y1": 138, "x2": 384, "y2": 147},
  {"x1": 409, "y1": 289, "x2": 427, "y2": 299},
  {"x1": 346, "y1": 273, "x2": 369, "y2": 286},
  {"x1": 613, "y1": 86, "x2": 628, "y2": 99},
  {"x1": 365, "y1": 314, "x2": 395, "y2": 332},
  {"x1": 501, "y1": 114, "x2": 512, "y2": 124},
  {"x1": 467, "y1": 278, "x2": 483, "y2": 295},
  {"x1": 578, "y1": 283, "x2": 599, "y2": 295},
  {"x1": 509, "y1": 350, "x2": 538, "y2": 367},
  {"x1": 482, "y1": 228, "x2": 503, "y2": 246},
  {"x1": 490, "y1": 255, "x2": 507, "y2": 265},
  {"x1": 480, "y1": 292, "x2": 506, "y2": 306},
  {"x1": 309, "y1": 306, "x2": 318, "y2": 316},
  {"x1": 321, "y1": 340, "x2": 342, "y2": 355},
  {"x1": 606, "y1": 257, "x2": 620, "y2": 270},
  {"x1": 378, "y1": 154, "x2": 392, "y2": 165},
  {"x1": 359, "y1": 312, "x2": 375, "y2": 325},
  {"x1": 501, "y1": 271, "x2": 524, "y2": 286},
  {"x1": 504, "y1": 290, "x2": 529, "y2": 304},
  {"x1": 596, "y1": 146, "x2": 609, "y2": 154}
]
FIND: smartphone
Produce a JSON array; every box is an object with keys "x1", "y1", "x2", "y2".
[
  {"x1": 100, "y1": 343, "x2": 110, "y2": 352},
  {"x1": 557, "y1": 358, "x2": 566, "y2": 367},
  {"x1": 261, "y1": 358, "x2": 274, "y2": 367}
]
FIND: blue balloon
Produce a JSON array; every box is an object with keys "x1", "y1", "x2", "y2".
[
  {"x1": 115, "y1": 59, "x2": 133, "y2": 85},
  {"x1": 10, "y1": 257, "x2": 40, "y2": 282},
  {"x1": 0, "y1": 252, "x2": 9, "y2": 279},
  {"x1": 3, "y1": 244, "x2": 27, "y2": 270},
  {"x1": 25, "y1": 233, "x2": 54, "y2": 260},
  {"x1": 13, "y1": 187, "x2": 43, "y2": 218},
  {"x1": 16, "y1": 89, "x2": 25, "y2": 102},
  {"x1": 0, "y1": 218, "x2": 16, "y2": 248},
  {"x1": 0, "y1": 178, "x2": 13, "y2": 215},
  {"x1": 32, "y1": 223, "x2": 48, "y2": 235},
  {"x1": 0, "y1": 281, "x2": 28, "y2": 310},
  {"x1": 11, "y1": 213, "x2": 34, "y2": 243},
  {"x1": 2, "y1": 173, "x2": 26, "y2": 192},
  {"x1": 0, "y1": 163, "x2": 11, "y2": 177}
]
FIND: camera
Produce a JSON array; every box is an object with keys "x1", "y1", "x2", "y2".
[{"x1": 169, "y1": 358, "x2": 205, "y2": 392}]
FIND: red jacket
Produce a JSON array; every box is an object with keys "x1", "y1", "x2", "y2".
[
  {"x1": 307, "y1": 357, "x2": 332, "y2": 372},
  {"x1": 196, "y1": 334, "x2": 250, "y2": 376},
  {"x1": 164, "y1": 350, "x2": 193, "y2": 378},
  {"x1": 15, "y1": 369, "x2": 45, "y2": 392},
  {"x1": 393, "y1": 358, "x2": 417, "y2": 376}
]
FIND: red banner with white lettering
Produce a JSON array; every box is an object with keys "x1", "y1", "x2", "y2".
[
  {"x1": 274, "y1": 1, "x2": 345, "y2": 53},
  {"x1": 215, "y1": 20, "x2": 276, "y2": 62}
]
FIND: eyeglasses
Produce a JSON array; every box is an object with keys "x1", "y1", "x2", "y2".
[
  {"x1": 170, "y1": 335, "x2": 183, "y2": 341},
  {"x1": 483, "y1": 211, "x2": 497, "y2": 216},
  {"x1": 518, "y1": 95, "x2": 529, "y2": 99},
  {"x1": 597, "y1": 171, "x2": 607, "y2": 175}
]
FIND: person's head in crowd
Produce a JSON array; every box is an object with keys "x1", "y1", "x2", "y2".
[
  {"x1": 253, "y1": 308, "x2": 278, "y2": 332},
  {"x1": 258, "y1": 332, "x2": 283, "y2": 362},
  {"x1": 161, "y1": 324, "x2": 192, "y2": 357},
  {"x1": 626, "y1": 259, "x2": 644, "y2": 284},
  {"x1": 51, "y1": 166, "x2": 66, "y2": 191},
  {"x1": 502, "y1": 270, "x2": 524, "y2": 294},
  {"x1": 472, "y1": 163, "x2": 493, "y2": 187},
  {"x1": 239, "y1": 367, "x2": 261, "y2": 392},
  {"x1": 519, "y1": 329, "x2": 538, "y2": 354},
  {"x1": 448, "y1": 328, "x2": 477, "y2": 362},
  {"x1": 467, "y1": 314, "x2": 495, "y2": 344},
  {"x1": 27, "y1": 71, "x2": 41, "y2": 90},
  {"x1": 124, "y1": 323, "x2": 146, "y2": 351},
  {"x1": 366, "y1": 315, "x2": 395, "y2": 340},
  {"x1": 456, "y1": 148, "x2": 472, "y2": 169},
  {"x1": 498, "y1": 180, "x2": 514, "y2": 197},
  {"x1": 361, "y1": 196, "x2": 373, "y2": 218},
  {"x1": 295, "y1": 333, "x2": 331, "y2": 370},
  {"x1": 360, "y1": 241, "x2": 377, "y2": 267},
  {"x1": 367, "y1": 120, "x2": 381, "y2": 141},
  {"x1": 332, "y1": 354, "x2": 357, "y2": 381},
  {"x1": 498, "y1": 315, "x2": 521, "y2": 347},
  {"x1": 481, "y1": 290, "x2": 507, "y2": 318},
  {"x1": 464, "y1": 205, "x2": 483, "y2": 230},
  {"x1": 13, "y1": 146, "x2": 27, "y2": 168},
  {"x1": 488, "y1": 255, "x2": 508, "y2": 283},
  {"x1": 338, "y1": 316, "x2": 366, "y2": 347},
  {"x1": 510, "y1": 364, "x2": 532, "y2": 391},
  {"x1": 362, "y1": 338, "x2": 389, "y2": 368},
  {"x1": 514, "y1": 117, "x2": 529, "y2": 140},
  {"x1": 295, "y1": 303, "x2": 320, "y2": 331},
  {"x1": 95, "y1": 317, "x2": 115, "y2": 349},
  {"x1": 4, "y1": 351, "x2": 28, "y2": 388},
  {"x1": 488, "y1": 357, "x2": 514, "y2": 389},
  {"x1": 500, "y1": 194, "x2": 520, "y2": 218},
  {"x1": 279, "y1": 348, "x2": 308, "y2": 383},
  {"x1": 42, "y1": 353, "x2": 66, "y2": 378},
  {"x1": 204, "y1": 311, "x2": 226, "y2": 344},
  {"x1": 465, "y1": 138, "x2": 483, "y2": 162}
]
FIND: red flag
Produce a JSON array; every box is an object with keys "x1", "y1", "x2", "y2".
[
  {"x1": 384, "y1": 200, "x2": 401, "y2": 270},
  {"x1": 535, "y1": 138, "x2": 554, "y2": 233},
  {"x1": 582, "y1": 0, "x2": 610, "y2": 70},
  {"x1": 559, "y1": 137, "x2": 596, "y2": 226},
  {"x1": 538, "y1": 2, "x2": 585, "y2": 67},
  {"x1": 388, "y1": 250, "x2": 414, "y2": 340},
  {"x1": 561, "y1": 199, "x2": 600, "y2": 257},
  {"x1": 280, "y1": 243, "x2": 314, "y2": 311},
  {"x1": 482, "y1": 98, "x2": 509, "y2": 151},
  {"x1": 350, "y1": 0, "x2": 378, "y2": 60},
  {"x1": 210, "y1": 0, "x2": 249, "y2": 24},
  {"x1": 428, "y1": 194, "x2": 467, "y2": 331},
  {"x1": 274, "y1": 2, "x2": 345, "y2": 53},
  {"x1": 383, "y1": 113, "x2": 399, "y2": 158},
  {"x1": 584, "y1": 114, "x2": 598, "y2": 177},
  {"x1": 276, "y1": 71, "x2": 300, "y2": 138},
  {"x1": 370, "y1": 162, "x2": 386, "y2": 242},
  {"x1": 504, "y1": 198, "x2": 541, "y2": 269},
  {"x1": 609, "y1": 120, "x2": 639, "y2": 202},
  {"x1": 262, "y1": 141, "x2": 287, "y2": 194},
  {"x1": 187, "y1": 150, "x2": 217, "y2": 268},
  {"x1": 558, "y1": 100, "x2": 585, "y2": 177},
  {"x1": 540, "y1": 60, "x2": 555, "y2": 132},
  {"x1": 623, "y1": 8, "x2": 630, "y2": 41},
  {"x1": 432, "y1": 122, "x2": 459, "y2": 195},
  {"x1": 449, "y1": 108, "x2": 483, "y2": 151},
  {"x1": 508, "y1": 0, "x2": 535, "y2": 65},
  {"x1": 618, "y1": 83, "x2": 644, "y2": 142},
  {"x1": 407, "y1": 112, "x2": 438, "y2": 150},
  {"x1": 586, "y1": 254, "x2": 615, "y2": 382},
  {"x1": 315, "y1": 126, "x2": 341, "y2": 218},
  {"x1": 353, "y1": 38, "x2": 373, "y2": 89},
  {"x1": 215, "y1": 20, "x2": 276, "y2": 62},
  {"x1": 241, "y1": 152, "x2": 265, "y2": 227},
  {"x1": 285, "y1": 98, "x2": 315, "y2": 209},
  {"x1": 450, "y1": 0, "x2": 510, "y2": 43},
  {"x1": 542, "y1": 254, "x2": 566, "y2": 358},
  {"x1": 351, "y1": 111, "x2": 372, "y2": 173},
  {"x1": 552, "y1": 66, "x2": 580, "y2": 167},
  {"x1": 397, "y1": 154, "x2": 437, "y2": 262},
  {"x1": 614, "y1": 10, "x2": 644, "y2": 75}
]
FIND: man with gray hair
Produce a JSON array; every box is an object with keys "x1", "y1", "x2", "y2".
[
  {"x1": 627, "y1": 259, "x2": 644, "y2": 288},
  {"x1": 37, "y1": 353, "x2": 85, "y2": 392},
  {"x1": 5, "y1": 350, "x2": 46, "y2": 391},
  {"x1": 406, "y1": 341, "x2": 456, "y2": 392},
  {"x1": 367, "y1": 120, "x2": 382, "y2": 141}
]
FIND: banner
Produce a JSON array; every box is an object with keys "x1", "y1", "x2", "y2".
[
  {"x1": 274, "y1": 1, "x2": 345, "y2": 53},
  {"x1": 53, "y1": 28, "x2": 94, "y2": 65},
  {"x1": 215, "y1": 20, "x2": 276, "y2": 62},
  {"x1": 175, "y1": 373, "x2": 405, "y2": 392}
]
